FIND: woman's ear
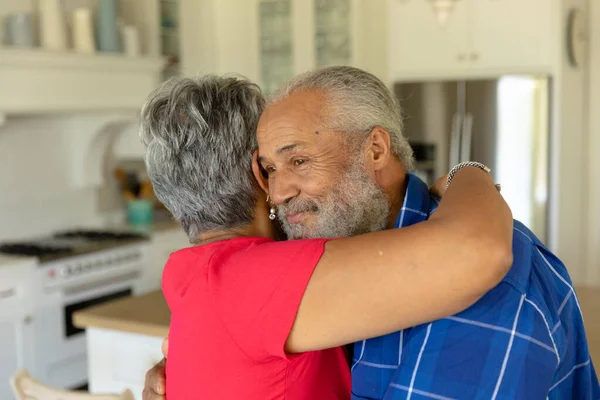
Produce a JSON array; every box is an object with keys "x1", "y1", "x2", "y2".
[{"x1": 252, "y1": 150, "x2": 269, "y2": 194}]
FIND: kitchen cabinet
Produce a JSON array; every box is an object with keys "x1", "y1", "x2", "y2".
[
  {"x1": 387, "y1": 0, "x2": 556, "y2": 81},
  {"x1": 0, "y1": 261, "x2": 35, "y2": 400},
  {"x1": 387, "y1": 0, "x2": 470, "y2": 78},
  {"x1": 74, "y1": 291, "x2": 168, "y2": 400},
  {"x1": 272, "y1": 0, "x2": 388, "y2": 87},
  {"x1": 179, "y1": 0, "x2": 261, "y2": 83},
  {"x1": 179, "y1": 0, "x2": 388, "y2": 93},
  {"x1": 471, "y1": 0, "x2": 555, "y2": 72},
  {"x1": 87, "y1": 329, "x2": 164, "y2": 400},
  {"x1": 0, "y1": 316, "x2": 34, "y2": 399}
]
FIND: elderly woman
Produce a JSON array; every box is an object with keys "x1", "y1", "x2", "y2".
[{"x1": 140, "y1": 75, "x2": 512, "y2": 400}]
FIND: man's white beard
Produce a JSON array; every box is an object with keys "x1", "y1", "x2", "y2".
[{"x1": 278, "y1": 161, "x2": 390, "y2": 239}]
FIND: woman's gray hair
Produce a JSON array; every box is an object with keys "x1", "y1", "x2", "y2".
[
  {"x1": 140, "y1": 76, "x2": 265, "y2": 243},
  {"x1": 270, "y1": 66, "x2": 414, "y2": 170}
]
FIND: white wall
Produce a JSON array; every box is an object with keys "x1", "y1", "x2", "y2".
[
  {"x1": 0, "y1": 115, "x2": 137, "y2": 242},
  {"x1": 0, "y1": 117, "x2": 98, "y2": 241},
  {"x1": 586, "y1": 0, "x2": 600, "y2": 285},
  {"x1": 542, "y1": 0, "x2": 589, "y2": 285}
]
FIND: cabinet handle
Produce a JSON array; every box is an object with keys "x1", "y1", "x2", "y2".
[
  {"x1": 470, "y1": 52, "x2": 480, "y2": 61},
  {"x1": 457, "y1": 53, "x2": 466, "y2": 62},
  {"x1": 23, "y1": 316, "x2": 33, "y2": 325}
]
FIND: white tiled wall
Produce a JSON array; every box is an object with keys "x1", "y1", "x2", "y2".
[{"x1": 0, "y1": 116, "x2": 110, "y2": 241}]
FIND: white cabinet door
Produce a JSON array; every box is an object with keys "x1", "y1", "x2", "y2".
[
  {"x1": 259, "y1": 0, "x2": 296, "y2": 94},
  {"x1": 470, "y1": 0, "x2": 555, "y2": 72},
  {"x1": 0, "y1": 318, "x2": 20, "y2": 400},
  {"x1": 0, "y1": 264, "x2": 34, "y2": 399},
  {"x1": 0, "y1": 316, "x2": 32, "y2": 400},
  {"x1": 88, "y1": 328, "x2": 164, "y2": 400},
  {"x1": 179, "y1": 0, "x2": 260, "y2": 82},
  {"x1": 387, "y1": 0, "x2": 470, "y2": 80}
]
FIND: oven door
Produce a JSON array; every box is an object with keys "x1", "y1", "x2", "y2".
[{"x1": 33, "y1": 271, "x2": 142, "y2": 390}]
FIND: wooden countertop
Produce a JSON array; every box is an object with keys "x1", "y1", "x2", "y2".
[
  {"x1": 73, "y1": 290, "x2": 170, "y2": 338},
  {"x1": 575, "y1": 286, "x2": 600, "y2": 366}
]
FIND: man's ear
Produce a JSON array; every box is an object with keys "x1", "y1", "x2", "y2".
[
  {"x1": 368, "y1": 126, "x2": 393, "y2": 171},
  {"x1": 252, "y1": 150, "x2": 269, "y2": 194}
]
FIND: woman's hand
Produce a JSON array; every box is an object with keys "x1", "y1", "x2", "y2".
[{"x1": 429, "y1": 175, "x2": 448, "y2": 198}]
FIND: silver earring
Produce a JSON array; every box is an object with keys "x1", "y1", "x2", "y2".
[{"x1": 267, "y1": 196, "x2": 277, "y2": 220}]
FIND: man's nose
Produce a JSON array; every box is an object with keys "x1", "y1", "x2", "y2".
[{"x1": 270, "y1": 170, "x2": 300, "y2": 205}]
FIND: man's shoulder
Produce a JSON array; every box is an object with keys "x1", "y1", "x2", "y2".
[{"x1": 502, "y1": 221, "x2": 574, "y2": 318}]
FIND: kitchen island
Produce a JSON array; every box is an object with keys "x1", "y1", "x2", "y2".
[{"x1": 73, "y1": 290, "x2": 169, "y2": 400}]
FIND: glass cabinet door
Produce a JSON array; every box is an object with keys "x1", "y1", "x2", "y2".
[
  {"x1": 314, "y1": 0, "x2": 352, "y2": 67},
  {"x1": 259, "y1": 0, "x2": 294, "y2": 95}
]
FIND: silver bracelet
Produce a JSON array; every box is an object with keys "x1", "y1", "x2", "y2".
[{"x1": 446, "y1": 161, "x2": 491, "y2": 188}]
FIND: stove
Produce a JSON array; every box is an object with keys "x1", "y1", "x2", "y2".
[
  {"x1": 0, "y1": 228, "x2": 152, "y2": 391},
  {"x1": 0, "y1": 243, "x2": 73, "y2": 258},
  {"x1": 0, "y1": 229, "x2": 149, "y2": 264},
  {"x1": 54, "y1": 230, "x2": 144, "y2": 241}
]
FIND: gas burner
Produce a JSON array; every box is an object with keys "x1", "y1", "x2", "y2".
[
  {"x1": 53, "y1": 230, "x2": 145, "y2": 242},
  {"x1": 0, "y1": 243, "x2": 73, "y2": 257}
]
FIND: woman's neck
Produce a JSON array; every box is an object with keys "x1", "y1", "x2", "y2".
[{"x1": 195, "y1": 229, "x2": 250, "y2": 246}]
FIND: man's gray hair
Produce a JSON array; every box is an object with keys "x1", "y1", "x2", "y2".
[
  {"x1": 270, "y1": 66, "x2": 414, "y2": 170},
  {"x1": 140, "y1": 76, "x2": 265, "y2": 243}
]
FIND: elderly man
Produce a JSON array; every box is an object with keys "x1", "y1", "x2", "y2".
[{"x1": 143, "y1": 67, "x2": 599, "y2": 399}]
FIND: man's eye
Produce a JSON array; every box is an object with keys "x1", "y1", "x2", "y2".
[
  {"x1": 293, "y1": 159, "x2": 306, "y2": 167},
  {"x1": 264, "y1": 166, "x2": 276, "y2": 174}
]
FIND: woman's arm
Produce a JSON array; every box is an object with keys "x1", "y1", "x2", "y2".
[{"x1": 286, "y1": 166, "x2": 513, "y2": 353}]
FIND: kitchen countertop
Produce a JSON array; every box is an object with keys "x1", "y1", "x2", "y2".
[
  {"x1": 575, "y1": 286, "x2": 600, "y2": 367},
  {"x1": 0, "y1": 254, "x2": 37, "y2": 269},
  {"x1": 73, "y1": 290, "x2": 170, "y2": 338},
  {"x1": 105, "y1": 219, "x2": 181, "y2": 237}
]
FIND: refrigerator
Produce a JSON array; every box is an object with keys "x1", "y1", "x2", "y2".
[{"x1": 394, "y1": 76, "x2": 551, "y2": 242}]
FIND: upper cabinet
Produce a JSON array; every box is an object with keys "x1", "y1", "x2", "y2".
[
  {"x1": 290, "y1": 0, "x2": 388, "y2": 86},
  {"x1": 387, "y1": 0, "x2": 557, "y2": 81},
  {"x1": 178, "y1": 0, "x2": 261, "y2": 84},
  {"x1": 470, "y1": 0, "x2": 556, "y2": 72},
  {"x1": 387, "y1": 0, "x2": 470, "y2": 78},
  {"x1": 179, "y1": 0, "x2": 388, "y2": 94}
]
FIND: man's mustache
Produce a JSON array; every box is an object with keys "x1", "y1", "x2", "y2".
[{"x1": 278, "y1": 198, "x2": 320, "y2": 215}]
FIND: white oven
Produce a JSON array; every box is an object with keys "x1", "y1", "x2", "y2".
[{"x1": 29, "y1": 241, "x2": 150, "y2": 390}]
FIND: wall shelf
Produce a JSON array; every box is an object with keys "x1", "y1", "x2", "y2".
[{"x1": 0, "y1": 48, "x2": 165, "y2": 114}]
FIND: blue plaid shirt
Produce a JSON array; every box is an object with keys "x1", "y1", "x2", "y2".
[{"x1": 351, "y1": 174, "x2": 600, "y2": 400}]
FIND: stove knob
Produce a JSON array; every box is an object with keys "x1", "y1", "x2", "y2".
[
  {"x1": 60, "y1": 266, "x2": 70, "y2": 277},
  {"x1": 73, "y1": 265, "x2": 82, "y2": 274}
]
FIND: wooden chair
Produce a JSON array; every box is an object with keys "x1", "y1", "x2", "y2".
[{"x1": 11, "y1": 369, "x2": 135, "y2": 400}]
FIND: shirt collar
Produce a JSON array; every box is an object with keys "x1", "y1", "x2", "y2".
[{"x1": 394, "y1": 174, "x2": 438, "y2": 229}]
